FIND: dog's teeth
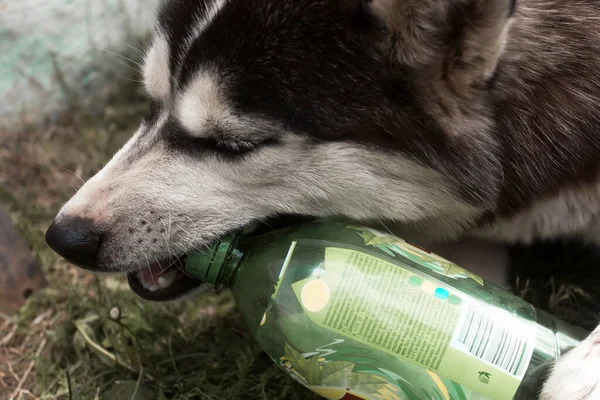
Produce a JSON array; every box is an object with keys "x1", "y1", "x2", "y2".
[
  {"x1": 136, "y1": 267, "x2": 178, "y2": 291},
  {"x1": 158, "y1": 276, "x2": 171, "y2": 288},
  {"x1": 137, "y1": 272, "x2": 151, "y2": 289},
  {"x1": 141, "y1": 279, "x2": 152, "y2": 290},
  {"x1": 158, "y1": 276, "x2": 169, "y2": 288},
  {"x1": 158, "y1": 269, "x2": 177, "y2": 288}
]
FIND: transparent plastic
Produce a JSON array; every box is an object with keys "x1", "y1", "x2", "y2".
[{"x1": 185, "y1": 222, "x2": 587, "y2": 400}]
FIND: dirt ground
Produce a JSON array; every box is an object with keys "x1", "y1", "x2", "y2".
[{"x1": 1, "y1": 61, "x2": 600, "y2": 400}]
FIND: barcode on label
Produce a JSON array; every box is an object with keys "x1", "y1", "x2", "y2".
[{"x1": 454, "y1": 304, "x2": 532, "y2": 377}]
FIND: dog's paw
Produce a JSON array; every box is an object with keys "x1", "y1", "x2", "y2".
[{"x1": 540, "y1": 326, "x2": 600, "y2": 400}]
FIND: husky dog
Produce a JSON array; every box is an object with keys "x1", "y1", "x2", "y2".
[{"x1": 45, "y1": 0, "x2": 600, "y2": 397}]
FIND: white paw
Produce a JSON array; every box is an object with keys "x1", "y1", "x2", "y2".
[{"x1": 540, "y1": 326, "x2": 600, "y2": 400}]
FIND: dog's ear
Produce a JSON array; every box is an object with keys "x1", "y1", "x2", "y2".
[{"x1": 362, "y1": 0, "x2": 516, "y2": 86}]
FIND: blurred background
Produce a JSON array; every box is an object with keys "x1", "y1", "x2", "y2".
[{"x1": 1, "y1": 1, "x2": 599, "y2": 399}]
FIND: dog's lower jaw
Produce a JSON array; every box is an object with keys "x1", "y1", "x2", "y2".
[{"x1": 540, "y1": 326, "x2": 600, "y2": 400}]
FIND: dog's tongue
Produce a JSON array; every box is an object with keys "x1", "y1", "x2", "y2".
[{"x1": 140, "y1": 263, "x2": 168, "y2": 285}]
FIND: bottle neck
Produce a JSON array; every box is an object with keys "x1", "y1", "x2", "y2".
[{"x1": 185, "y1": 233, "x2": 243, "y2": 287}]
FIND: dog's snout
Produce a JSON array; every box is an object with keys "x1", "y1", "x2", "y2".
[{"x1": 45, "y1": 217, "x2": 101, "y2": 270}]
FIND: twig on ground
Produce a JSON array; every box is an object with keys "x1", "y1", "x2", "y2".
[
  {"x1": 1, "y1": 318, "x2": 11, "y2": 331},
  {"x1": 31, "y1": 310, "x2": 53, "y2": 328},
  {"x1": 6, "y1": 360, "x2": 21, "y2": 383},
  {"x1": 1, "y1": 324, "x2": 18, "y2": 347},
  {"x1": 18, "y1": 389, "x2": 39, "y2": 399}
]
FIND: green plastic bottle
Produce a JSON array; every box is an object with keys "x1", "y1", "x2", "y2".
[{"x1": 185, "y1": 222, "x2": 587, "y2": 400}]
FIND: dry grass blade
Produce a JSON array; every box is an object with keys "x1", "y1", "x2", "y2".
[
  {"x1": 1, "y1": 325, "x2": 18, "y2": 347},
  {"x1": 9, "y1": 338, "x2": 47, "y2": 400}
]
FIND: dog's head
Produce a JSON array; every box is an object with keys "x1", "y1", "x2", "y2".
[{"x1": 45, "y1": 0, "x2": 514, "y2": 300}]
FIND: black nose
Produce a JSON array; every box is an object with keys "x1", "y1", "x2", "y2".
[{"x1": 45, "y1": 217, "x2": 101, "y2": 270}]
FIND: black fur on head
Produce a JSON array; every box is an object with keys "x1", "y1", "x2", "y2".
[{"x1": 154, "y1": 0, "x2": 521, "y2": 209}]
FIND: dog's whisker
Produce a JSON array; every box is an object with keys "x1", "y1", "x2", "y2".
[
  {"x1": 125, "y1": 43, "x2": 146, "y2": 57},
  {"x1": 117, "y1": 75, "x2": 145, "y2": 84},
  {"x1": 143, "y1": 253, "x2": 154, "y2": 281},
  {"x1": 168, "y1": 211, "x2": 173, "y2": 242},
  {"x1": 177, "y1": 219, "x2": 222, "y2": 261},
  {"x1": 161, "y1": 218, "x2": 174, "y2": 266},
  {"x1": 175, "y1": 223, "x2": 196, "y2": 247},
  {"x1": 134, "y1": 260, "x2": 144, "y2": 274},
  {"x1": 99, "y1": 56, "x2": 143, "y2": 75},
  {"x1": 378, "y1": 220, "x2": 394, "y2": 236},
  {"x1": 63, "y1": 168, "x2": 86, "y2": 185},
  {"x1": 167, "y1": 258, "x2": 195, "y2": 279},
  {"x1": 152, "y1": 256, "x2": 166, "y2": 273},
  {"x1": 183, "y1": 216, "x2": 201, "y2": 246},
  {"x1": 92, "y1": 45, "x2": 145, "y2": 69}
]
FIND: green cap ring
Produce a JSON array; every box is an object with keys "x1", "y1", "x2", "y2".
[{"x1": 185, "y1": 234, "x2": 237, "y2": 287}]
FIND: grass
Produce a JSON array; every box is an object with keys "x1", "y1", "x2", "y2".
[
  {"x1": 13, "y1": 280, "x2": 313, "y2": 400},
  {"x1": 2, "y1": 41, "x2": 600, "y2": 400}
]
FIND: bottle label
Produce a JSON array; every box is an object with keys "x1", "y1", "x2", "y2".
[
  {"x1": 256, "y1": 224, "x2": 540, "y2": 400},
  {"x1": 290, "y1": 245, "x2": 536, "y2": 400}
]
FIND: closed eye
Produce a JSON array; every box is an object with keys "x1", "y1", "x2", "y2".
[
  {"x1": 163, "y1": 119, "x2": 279, "y2": 159},
  {"x1": 214, "y1": 138, "x2": 257, "y2": 152}
]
